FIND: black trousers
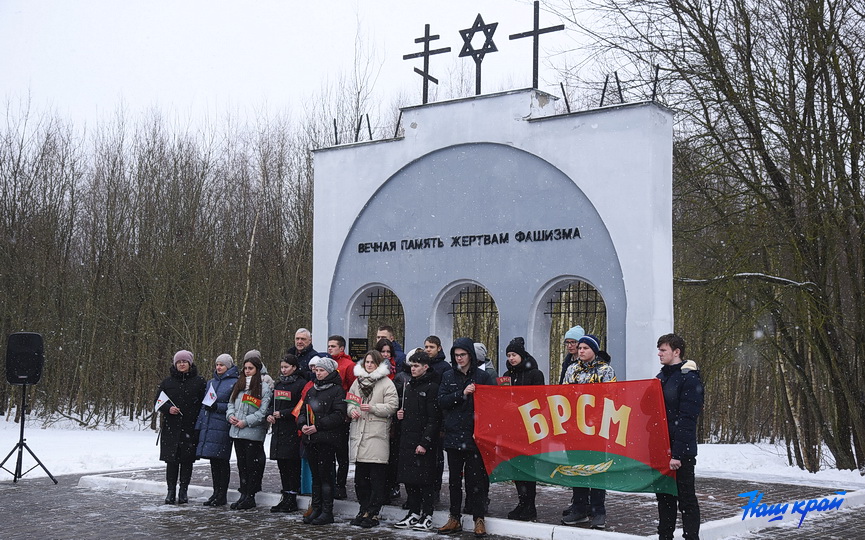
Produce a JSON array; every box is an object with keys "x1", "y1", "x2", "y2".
[
  {"x1": 657, "y1": 456, "x2": 700, "y2": 540},
  {"x1": 307, "y1": 442, "x2": 336, "y2": 512},
  {"x1": 446, "y1": 447, "x2": 489, "y2": 519},
  {"x1": 209, "y1": 458, "x2": 231, "y2": 494},
  {"x1": 573, "y1": 486, "x2": 606, "y2": 516},
  {"x1": 354, "y1": 462, "x2": 387, "y2": 516},
  {"x1": 233, "y1": 438, "x2": 266, "y2": 495},
  {"x1": 165, "y1": 460, "x2": 194, "y2": 489},
  {"x1": 406, "y1": 482, "x2": 436, "y2": 516},
  {"x1": 276, "y1": 458, "x2": 301, "y2": 493}
]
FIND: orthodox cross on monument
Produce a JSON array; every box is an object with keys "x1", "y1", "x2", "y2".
[
  {"x1": 403, "y1": 24, "x2": 452, "y2": 105},
  {"x1": 458, "y1": 14, "x2": 498, "y2": 96},
  {"x1": 509, "y1": 0, "x2": 565, "y2": 89}
]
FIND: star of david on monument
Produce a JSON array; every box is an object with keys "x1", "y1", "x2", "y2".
[{"x1": 458, "y1": 13, "x2": 499, "y2": 95}]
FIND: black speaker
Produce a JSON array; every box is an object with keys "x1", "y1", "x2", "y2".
[{"x1": 6, "y1": 332, "x2": 44, "y2": 385}]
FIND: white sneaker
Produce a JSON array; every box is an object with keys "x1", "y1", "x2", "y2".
[
  {"x1": 412, "y1": 514, "x2": 434, "y2": 531},
  {"x1": 394, "y1": 512, "x2": 421, "y2": 529}
]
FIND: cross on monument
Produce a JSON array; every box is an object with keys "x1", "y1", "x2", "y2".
[
  {"x1": 403, "y1": 24, "x2": 452, "y2": 105},
  {"x1": 458, "y1": 14, "x2": 499, "y2": 96},
  {"x1": 509, "y1": 0, "x2": 565, "y2": 89}
]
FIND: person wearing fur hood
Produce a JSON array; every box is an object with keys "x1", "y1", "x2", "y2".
[{"x1": 346, "y1": 350, "x2": 399, "y2": 528}]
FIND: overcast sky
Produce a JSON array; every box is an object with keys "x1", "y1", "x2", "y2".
[{"x1": 0, "y1": 0, "x2": 579, "y2": 128}]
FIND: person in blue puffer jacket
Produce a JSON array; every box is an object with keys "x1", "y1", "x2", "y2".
[{"x1": 195, "y1": 353, "x2": 239, "y2": 507}]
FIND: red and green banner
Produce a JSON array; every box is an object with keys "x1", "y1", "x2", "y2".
[{"x1": 474, "y1": 379, "x2": 677, "y2": 495}]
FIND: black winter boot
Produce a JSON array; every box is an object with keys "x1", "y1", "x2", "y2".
[
  {"x1": 508, "y1": 501, "x2": 527, "y2": 520},
  {"x1": 303, "y1": 486, "x2": 323, "y2": 524},
  {"x1": 236, "y1": 493, "x2": 257, "y2": 510},
  {"x1": 214, "y1": 465, "x2": 230, "y2": 507},
  {"x1": 312, "y1": 484, "x2": 335, "y2": 525},
  {"x1": 230, "y1": 492, "x2": 247, "y2": 510},
  {"x1": 177, "y1": 461, "x2": 192, "y2": 504},
  {"x1": 203, "y1": 491, "x2": 218, "y2": 506},
  {"x1": 164, "y1": 462, "x2": 179, "y2": 504},
  {"x1": 212, "y1": 489, "x2": 227, "y2": 507},
  {"x1": 283, "y1": 492, "x2": 298, "y2": 512},
  {"x1": 511, "y1": 481, "x2": 537, "y2": 521},
  {"x1": 271, "y1": 491, "x2": 293, "y2": 513}
]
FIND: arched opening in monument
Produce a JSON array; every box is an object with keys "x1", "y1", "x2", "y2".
[
  {"x1": 449, "y1": 284, "x2": 500, "y2": 372},
  {"x1": 546, "y1": 280, "x2": 608, "y2": 380},
  {"x1": 357, "y1": 287, "x2": 406, "y2": 350}
]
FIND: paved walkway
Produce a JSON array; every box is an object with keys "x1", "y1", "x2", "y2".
[{"x1": 1, "y1": 463, "x2": 862, "y2": 539}]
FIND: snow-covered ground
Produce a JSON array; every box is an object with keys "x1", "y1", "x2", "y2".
[{"x1": 2, "y1": 417, "x2": 864, "y2": 489}]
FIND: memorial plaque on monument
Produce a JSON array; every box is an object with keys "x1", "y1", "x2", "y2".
[{"x1": 348, "y1": 338, "x2": 369, "y2": 362}]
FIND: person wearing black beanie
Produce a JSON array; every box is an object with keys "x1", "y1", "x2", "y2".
[{"x1": 501, "y1": 337, "x2": 544, "y2": 521}]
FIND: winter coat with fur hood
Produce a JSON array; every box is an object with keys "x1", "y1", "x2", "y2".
[
  {"x1": 347, "y1": 360, "x2": 398, "y2": 463},
  {"x1": 657, "y1": 360, "x2": 704, "y2": 459}
]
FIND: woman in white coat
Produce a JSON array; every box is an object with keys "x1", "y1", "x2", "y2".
[{"x1": 347, "y1": 350, "x2": 398, "y2": 528}]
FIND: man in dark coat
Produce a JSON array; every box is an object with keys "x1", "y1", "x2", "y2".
[
  {"x1": 656, "y1": 333, "x2": 704, "y2": 540},
  {"x1": 436, "y1": 337, "x2": 494, "y2": 538},
  {"x1": 287, "y1": 327, "x2": 319, "y2": 380},
  {"x1": 326, "y1": 334, "x2": 355, "y2": 500},
  {"x1": 424, "y1": 335, "x2": 450, "y2": 501},
  {"x1": 424, "y1": 335, "x2": 451, "y2": 381}
]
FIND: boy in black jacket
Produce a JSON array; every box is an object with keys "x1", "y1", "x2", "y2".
[
  {"x1": 656, "y1": 333, "x2": 704, "y2": 540},
  {"x1": 436, "y1": 337, "x2": 494, "y2": 538}
]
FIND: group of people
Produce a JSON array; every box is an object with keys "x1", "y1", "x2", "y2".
[{"x1": 155, "y1": 325, "x2": 704, "y2": 540}]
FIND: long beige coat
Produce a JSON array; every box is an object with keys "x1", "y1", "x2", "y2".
[{"x1": 347, "y1": 360, "x2": 398, "y2": 464}]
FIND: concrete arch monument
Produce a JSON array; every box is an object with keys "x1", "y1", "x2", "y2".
[{"x1": 313, "y1": 89, "x2": 673, "y2": 381}]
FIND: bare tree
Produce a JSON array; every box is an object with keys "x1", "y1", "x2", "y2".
[{"x1": 545, "y1": 0, "x2": 865, "y2": 472}]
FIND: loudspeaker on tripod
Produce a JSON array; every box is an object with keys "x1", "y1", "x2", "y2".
[{"x1": 6, "y1": 332, "x2": 44, "y2": 385}]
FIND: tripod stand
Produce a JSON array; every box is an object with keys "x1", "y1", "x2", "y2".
[{"x1": 1, "y1": 383, "x2": 57, "y2": 483}]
